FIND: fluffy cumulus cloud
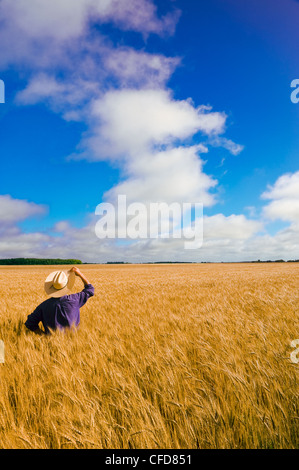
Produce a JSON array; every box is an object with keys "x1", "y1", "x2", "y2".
[
  {"x1": 51, "y1": 198, "x2": 297, "y2": 262},
  {"x1": 67, "y1": 86, "x2": 229, "y2": 216},
  {"x1": 0, "y1": 194, "x2": 46, "y2": 225},
  {"x1": 0, "y1": 195, "x2": 49, "y2": 259},
  {"x1": 1, "y1": 177, "x2": 298, "y2": 262},
  {"x1": 0, "y1": 0, "x2": 180, "y2": 66},
  {"x1": 102, "y1": 48, "x2": 181, "y2": 89},
  {"x1": 7, "y1": 0, "x2": 184, "y2": 128},
  {"x1": 203, "y1": 214, "x2": 263, "y2": 240},
  {"x1": 104, "y1": 145, "x2": 217, "y2": 207},
  {"x1": 52, "y1": 170, "x2": 299, "y2": 262},
  {"x1": 73, "y1": 89, "x2": 226, "y2": 161},
  {"x1": 262, "y1": 171, "x2": 299, "y2": 223}
]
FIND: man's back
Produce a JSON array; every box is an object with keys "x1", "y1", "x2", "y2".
[{"x1": 25, "y1": 269, "x2": 94, "y2": 334}]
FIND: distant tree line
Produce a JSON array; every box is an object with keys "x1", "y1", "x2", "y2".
[
  {"x1": 0, "y1": 258, "x2": 82, "y2": 265},
  {"x1": 106, "y1": 261, "x2": 131, "y2": 264},
  {"x1": 243, "y1": 259, "x2": 299, "y2": 263}
]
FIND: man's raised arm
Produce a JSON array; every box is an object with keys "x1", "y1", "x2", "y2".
[{"x1": 70, "y1": 266, "x2": 91, "y2": 287}]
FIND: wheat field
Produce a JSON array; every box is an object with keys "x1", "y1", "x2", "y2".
[{"x1": 0, "y1": 263, "x2": 298, "y2": 449}]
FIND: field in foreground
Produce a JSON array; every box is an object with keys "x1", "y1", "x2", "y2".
[{"x1": 0, "y1": 263, "x2": 298, "y2": 449}]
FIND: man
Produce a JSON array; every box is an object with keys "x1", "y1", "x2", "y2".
[{"x1": 25, "y1": 267, "x2": 94, "y2": 335}]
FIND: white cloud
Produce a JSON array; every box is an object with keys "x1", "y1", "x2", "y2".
[
  {"x1": 73, "y1": 88, "x2": 227, "y2": 161},
  {"x1": 0, "y1": 0, "x2": 179, "y2": 42},
  {"x1": 0, "y1": 192, "x2": 297, "y2": 263},
  {"x1": 0, "y1": 0, "x2": 90, "y2": 41},
  {"x1": 210, "y1": 136, "x2": 244, "y2": 156},
  {"x1": 263, "y1": 199, "x2": 299, "y2": 223},
  {"x1": 68, "y1": 88, "x2": 228, "y2": 211},
  {"x1": 0, "y1": 0, "x2": 180, "y2": 68},
  {"x1": 262, "y1": 171, "x2": 299, "y2": 200},
  {"x1": 0, "y1": 195, "x2": 49, "y2": 258},
  {"x1": 105, "y1": 145, "x2": 217, "y2": 206},
  {"x1": 16, "y1": 74, "x2": 64, "y2": 104},
  {"x1": 262, "y1": 171, "x2": 299, "y2": 222},
  {"x1": 53, "y1": 221, "x2": 72, "y2": 233},
  {"x1": 203, "y1": 214, "x2": 263, "y2": 240},
  {"x1": 0, "y1": 194, "x2": 46, "y2": 225},
  {"x1": 15, "y1": 73, "x2": 101, "y2": 120},
  {"x1": 15, "y1": 48, "x2": 181, "y2": 113},
  {"x1": 0, "y1": 231, "x2": 51, "y2": 259},
  {"x1": 39, "y1": 210, "x2": 283, "y2": 264},
  {"x1": 103, "y1": 47, "x2": 181, "y2": 89}
]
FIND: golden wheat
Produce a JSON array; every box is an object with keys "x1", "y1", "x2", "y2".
[{"x1": 0, "y1": 263, "x2": 298, "y2": 449}]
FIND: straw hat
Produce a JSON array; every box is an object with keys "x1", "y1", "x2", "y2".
[{"x1": 44, "y1": 269, "x2": 76, "y2": 298}]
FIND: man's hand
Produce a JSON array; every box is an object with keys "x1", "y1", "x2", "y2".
[
  {"x1": 70, "y1": 266, "x2": 90, "y2": 286},
  {"x1": 70, "y1": 266, "x2": 82, "y2": 276}
]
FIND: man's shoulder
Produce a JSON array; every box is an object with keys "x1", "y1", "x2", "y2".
[
  {"x1": 38, "y1": 297, "x2": 53, "y2": 307},
  {"x1": 32, "y1": 297, "x2": 53, "y2": 312},
  {"x1": 60, "y1": 291, "x2": 82, "y2": 302}
]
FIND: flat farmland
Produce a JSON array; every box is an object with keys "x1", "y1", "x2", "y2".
[{"x1": 0, "y1": 263, "x2": 298, "y2": 449}]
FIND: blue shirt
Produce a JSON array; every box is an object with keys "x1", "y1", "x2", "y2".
[{"x1": 25, "y1": 284, "x2": 94, "y2": 334}]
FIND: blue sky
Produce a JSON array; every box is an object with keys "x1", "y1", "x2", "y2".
[{"x1": 0, "y1": 0, "x2": 298, "y2": 262}]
